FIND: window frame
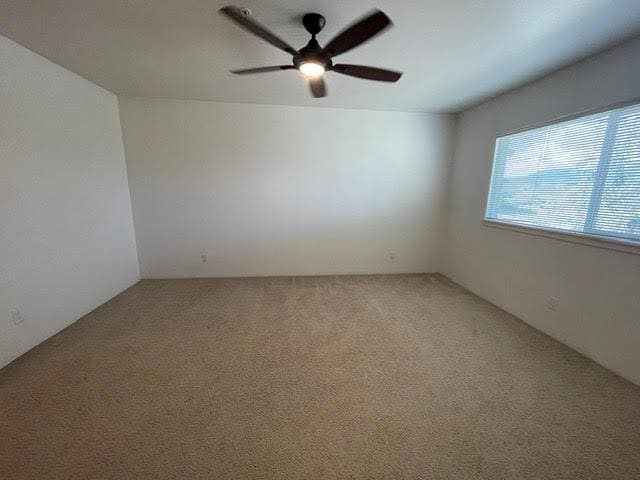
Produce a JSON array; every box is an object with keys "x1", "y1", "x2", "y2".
[{"x1": 482, "y1": 98, "x2": 640, "y2": 256}]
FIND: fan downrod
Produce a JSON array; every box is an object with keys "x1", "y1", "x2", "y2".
[{"x1": 302, "y1": 13, "x2": 326, "y2": 36}]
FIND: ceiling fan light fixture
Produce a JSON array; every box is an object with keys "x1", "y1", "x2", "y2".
[
  {"x1": 299, "y1": 62, "x2": 325, "y2": 77},
  {"x1": 220, "y1": 6, "x2": 402, "y2": 98}
]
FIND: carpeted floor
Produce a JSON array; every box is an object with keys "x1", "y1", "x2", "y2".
[{"x1": 1, "y1": 274, "x2": 639, "y2": 479}]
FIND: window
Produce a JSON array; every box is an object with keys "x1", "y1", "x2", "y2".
[{"x1": 485, "y1": 102, "x2": 640, "y2": 245}]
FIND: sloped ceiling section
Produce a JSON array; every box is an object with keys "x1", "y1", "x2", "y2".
[{"x1": 1, "y1": 0, "x2": 640, "y2": 112}]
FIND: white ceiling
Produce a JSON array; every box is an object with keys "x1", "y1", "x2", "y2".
[{"x1": 1, "y1": 0, "x2": 640, "y2": 113}]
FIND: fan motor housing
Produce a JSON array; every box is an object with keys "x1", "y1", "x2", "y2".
[{"x1": 294, "y1": 37, "x2": 332, "y2": 71}]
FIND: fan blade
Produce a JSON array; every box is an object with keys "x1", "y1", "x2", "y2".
[
  {"x1": 323, "y1": 9, "x2": 391, "y2": 57},
  {"x1": 220, "y1": 6, "x2": 298, "y2": 56},
  {"x1": 308, "y1": 77, "x2": 327, "y2": 98},
  {"x1": 231, "y1": 65, "x2": 295, "y2": 75},
  {"x1": 332, "y1": 64, "x2": 402, "y2": 82}
]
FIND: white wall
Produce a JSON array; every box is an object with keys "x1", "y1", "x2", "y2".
[
  {"x1": 0, "y1": 37, "x2": 140, "y2": 368},
  {"x1": 443, "y1": 37, "x2": 640, "y2": 384},
  {"x1": 119, "y1": 98, "x2": 455, "y2": 278}
]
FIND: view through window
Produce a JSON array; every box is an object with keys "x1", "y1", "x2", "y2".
[{"x1": 485, "y1": 102, "x2": 640, "y2": 243}]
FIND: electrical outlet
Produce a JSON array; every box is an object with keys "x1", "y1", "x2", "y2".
[
  {"x1": 547, "y1": 296, "x2": 559, "y2": 312},
  {"x1": 10, "y1": 309, "x2": 24, "y2": 325},
  {"x1": 201, "y1": 254, "x2": 208, "y2": 263},
  {"x1": 389, "y1": 251, "x2": 396, "y2": 260}
]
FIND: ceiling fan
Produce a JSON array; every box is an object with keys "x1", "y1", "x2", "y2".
[{"x1": 219, "y1": 6, "x2": 402, "y2": 98}]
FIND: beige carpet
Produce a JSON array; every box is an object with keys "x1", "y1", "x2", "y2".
[{"x1": 1, "y1": 274, "x2": 639, "y2": 479}]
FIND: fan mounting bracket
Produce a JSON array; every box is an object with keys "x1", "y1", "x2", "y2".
[{"x1": 302, "y1": 13, "x2": 326, "y2": 36}]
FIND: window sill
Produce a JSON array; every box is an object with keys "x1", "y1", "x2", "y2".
[{"x1": 482, "y1": 219, "x2": 640, "y2": 256}]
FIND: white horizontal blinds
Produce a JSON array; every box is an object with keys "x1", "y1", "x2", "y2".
[
  {"x1": 486, "y1": 102, "x2": 640, "y2": 243},
  {"x1": 592, "y1": 107, "x2": 640, "y2": 240},
  {"x1": 487, "y1": 113, "x2": 608, "y2": 231}
]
